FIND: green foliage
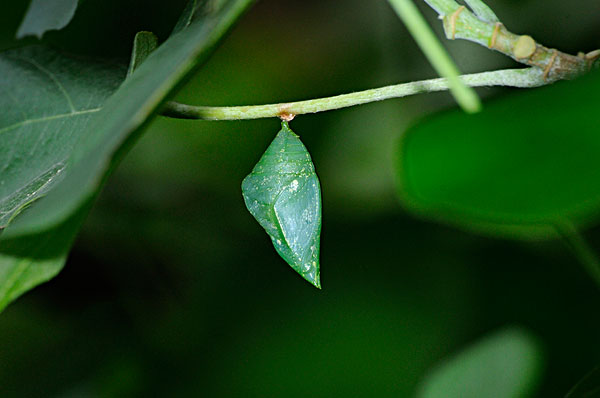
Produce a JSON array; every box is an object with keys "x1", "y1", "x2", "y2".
[
  {"x1": 127, "y1": 31, "x2": 159, "y2": 77},
  {"x1": 0, "y1": 203, "x2": 90, "y2": 313},
  {"x1": 242, "y1": 122, "x2": 322, "y2": 288},
  {"x1": 16, "y1": 0, "x2": 79, "y2": 39},
  {"x1": 0, "y1": 0, "x2": 255, "y2": 312},
  {"x1": 171, "y1": 0, "x2": 197, "y2": 35},
  {"x1": 416, "y1": 327, "x2": 543, "y2": 398},
  {"x1": 396, "y1": 70, "x2": 600, "y2": 239},
  {"x1": 5, "y1": 0, "x2": 255, "y2": 238},
  {"x1": 0, "y1": 45, "x2": 123, "y2": 310},
  {"x1": 0, "y1": 0, "x2": 598, "y2": 395},
  {"x1": 0, "y1": 46, "x2": 125, "y2": 230}
]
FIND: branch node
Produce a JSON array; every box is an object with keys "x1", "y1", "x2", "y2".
[
  {"x1": 489, "y1": 22, "x2": 502, "y2": 49},
  {"x1": 585, "y1": 49, "x2": 600, "y2": 70},
  {"x1": 279, "y1": 111, "x2": 295, "y2": 122},
  {"x1": 543, "y1": 49, "x2": 558, "y2": 81},
  {"x1": 513, "y1": 35, "x2": 537, "y2": 59},
  {"x1": 448, "y1": 6, "x2": 466, "y2": 40}
]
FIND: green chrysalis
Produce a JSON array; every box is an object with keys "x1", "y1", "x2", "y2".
[{"x1": 242, "y1": 121, "x2": 322, "y2": 288}]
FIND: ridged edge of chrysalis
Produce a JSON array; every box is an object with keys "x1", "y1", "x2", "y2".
[{"x1": 242, "y1": 121, "x2": 322, "y2": 288}]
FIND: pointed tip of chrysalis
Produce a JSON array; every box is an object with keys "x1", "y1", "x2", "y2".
[
  {"x1": 304, "y1": 273, "x2": 321, "y2": 290},
  {"x1": 300, "y1": 266, "x2": 321, "y2": 289}
]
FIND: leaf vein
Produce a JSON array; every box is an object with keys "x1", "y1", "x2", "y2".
[
  {"x1": 0, "y1": 108, "x2": 101, "y2": 136},
  {"x1": 6, "y1": 55, "x2": 77, "y2": 113}
]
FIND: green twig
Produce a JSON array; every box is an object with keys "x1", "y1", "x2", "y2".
[
  {"x1": 161, "y1": 68, "x2": 543, "y2": 120},
  {"x1": 386, "y1": 0, "x2": 481, "y2": 113},
  {"x1": 554, "y1": 221, "x2": 600, "y2": 289},
  {"x1": 423, "y1": 0, "x2": 599, "y2": 81}
]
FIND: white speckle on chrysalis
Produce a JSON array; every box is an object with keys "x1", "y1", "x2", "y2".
[{"x1": 289, "y1": 179, "x2": 299, "y2": 192}]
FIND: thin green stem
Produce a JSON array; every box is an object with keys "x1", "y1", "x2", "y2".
[
  {"x1": 463, "y1": 0, "x2": 498, "y2": 23},
  {"x1": 386, "y1": 0, "x2": 481, "y2": 113},
  {"x1": 160, "y1": 0, "x2": 597, "y2": 121},
  {"x1": 423, "y1": 0, "x2": 460, "y2": 15},
  {"x1": 161, "y1": 68, "x2": 544, "y2": 121},
  {"x1": 554, "y1": 221, "x2": 600, "y2": 289}
]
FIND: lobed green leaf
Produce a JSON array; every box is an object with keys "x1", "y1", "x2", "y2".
[
  {"x1": 0, "y1": 0, "x2": 255, "y2": 312},
  {"x1": 0, "y1": 45, "x2": 125, "y2": 230},
  {"x1": 4, "y1": 0, "x2": 255, "y2": 238}
]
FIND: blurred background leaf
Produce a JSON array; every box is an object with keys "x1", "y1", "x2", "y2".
[
  {"x1": 16, "y1": 0, "x2": 79, "y2": 39},
  {"x1": 416, "y1": 327, "x2": 543, "y2": 398},
  {"x1": 396, "y1": 70, "x2": 600, "y2": 240}
]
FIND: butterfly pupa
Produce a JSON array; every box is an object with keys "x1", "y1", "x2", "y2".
[{"x1": 242, "y1": 121, "x2": 322, "y2": 288}]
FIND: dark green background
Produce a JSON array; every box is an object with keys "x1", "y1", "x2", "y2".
[{"x1": 1, "y1": 0, "x2": 599, "y2": 396}]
